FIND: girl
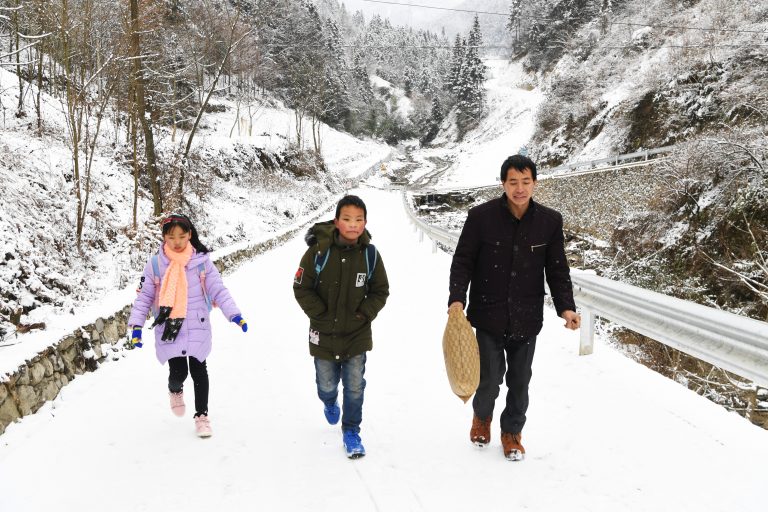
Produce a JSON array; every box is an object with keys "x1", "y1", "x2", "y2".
[{"x1": 127, "y1": 213, "x2": 247, "y2": 438}]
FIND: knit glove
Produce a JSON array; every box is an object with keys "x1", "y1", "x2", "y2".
[
  {"x1": 128, "y1": 326, "x2": 143, "y2": 348},
  {"x1": 231, "y1": 315, "x2": 248, "y2": 333},
  {"x1": 161, "y1": 318, "x2": 184, "y2": 342},
  {"x1": 150, "y1": 306, "x2": 172, "y2": 328}
]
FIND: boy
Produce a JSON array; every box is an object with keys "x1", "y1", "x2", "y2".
[{"x1": 293, "y1": 195, "x2": 390, "y2": 458}]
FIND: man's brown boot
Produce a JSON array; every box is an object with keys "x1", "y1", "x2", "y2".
[
  {"x1": 470, "y1": 415, "x2": 492, "y2": 447},
  {"x1": 501, "y1": 432, "x2": 525, "y2": 461}
]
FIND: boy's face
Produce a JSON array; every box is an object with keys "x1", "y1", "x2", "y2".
[{"x1": 334, "y1": 205, "x2": 367, "y2": 244}]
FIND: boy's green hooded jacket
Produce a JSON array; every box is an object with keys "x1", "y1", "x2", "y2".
[{"x1": 293, "y1": 220, "x2": 390, "y2": 360}]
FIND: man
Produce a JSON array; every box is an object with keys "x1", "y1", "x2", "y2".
[{"x1": 448, "y1": 154, "x2": 580, "y2": 461}]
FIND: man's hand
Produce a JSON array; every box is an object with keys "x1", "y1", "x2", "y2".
[
  {"x1": 448, "y1": 302, "x2": 464, "y2": 314},
  {"x1": 561, "y1": 310, "x2": 581, "y2": 330}
]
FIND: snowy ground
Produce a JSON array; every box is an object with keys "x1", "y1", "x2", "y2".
[{"x1": 1, "y1": 187, "x2": 765, "y2": 512}]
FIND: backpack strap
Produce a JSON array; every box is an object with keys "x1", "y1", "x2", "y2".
[
  {"x1": 198, "y1": 263, "x2": 214, "y2": 312},
  {"x1": 312, "y1": 245, "x2": 375, "y2": 288},
  {"x1": 314, "y1": 248, "x2": 331, "y2": 288},
  {"x1": 364, "y1": 244, "x2": 377, "y2": 281},
  {"x1": 150, "y1": 254, "x2": 161, "y2": 316}
]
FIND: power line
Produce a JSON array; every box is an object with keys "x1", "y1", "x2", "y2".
[{"x1": 360, "y1": 0, "x2": 768, "y2": 35}]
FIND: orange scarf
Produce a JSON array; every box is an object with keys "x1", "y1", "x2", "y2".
[{"x1": 159, "y1": 243, "x2": 193, "y2": 319}]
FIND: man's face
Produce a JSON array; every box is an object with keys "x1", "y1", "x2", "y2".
[
  {"x1": 334, "y1": 205, "x2": 367, "y2": 243},
  {"x1": 502, "y1": 167, "x2": 536, "y2": 209}
]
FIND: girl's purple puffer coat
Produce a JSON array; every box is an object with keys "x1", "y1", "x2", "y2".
[{"x1": 128, "y1": 248, "x2": 240, "y2": 364}]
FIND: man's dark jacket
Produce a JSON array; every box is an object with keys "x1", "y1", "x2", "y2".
[
  {"x1": 294, "y1": 221, "x2": 389, "y2": 360},
  {"x1": 448, "y1": 194, "x2": 576, "y2": 338}
]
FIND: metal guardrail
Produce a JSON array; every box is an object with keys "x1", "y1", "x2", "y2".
[
  {"x1": 416, "y1": 145, "x2": 677, "y2": 195},
  {"x1": 402, "y1": 190, "x2": 768, "y2": 388},
  {"x1": 545, "y1": 145, "x2": 675, "y2": 175}
]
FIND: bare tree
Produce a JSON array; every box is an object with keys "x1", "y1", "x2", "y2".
[
  {"x1": 129, "y1": 0, "x2": 162, "y2": 215},
  {"x1": 176, "y1": 1, "x2": 252, "y2": 198}
]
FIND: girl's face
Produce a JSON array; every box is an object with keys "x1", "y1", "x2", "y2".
[{"x1": 164, "y1": 225, "x2": 191, "y2": 253}]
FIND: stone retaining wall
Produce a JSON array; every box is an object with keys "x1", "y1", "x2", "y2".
[{"x1": 0, "y1": 223, "x2": 310, "y2": 436}]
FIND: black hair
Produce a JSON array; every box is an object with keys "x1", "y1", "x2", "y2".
[
  {"x1": 335, "y1": 195, "x2": 367, "y2": 220},
  {"x1": 500, "y1": 154, "x2": 537, "y2": 182},
  {"x1": 161, "y1": 213, "x2": 210, "y2": 254}
]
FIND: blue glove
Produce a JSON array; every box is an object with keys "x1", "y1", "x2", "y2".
[
  {"x1": 128, "y1": 326, "x2": 143, "y2": 348},
  {"x1": 231, "y1": 315, "x2": 248, "y2": 333}
]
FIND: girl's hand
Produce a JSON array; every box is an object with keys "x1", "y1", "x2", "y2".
[
  {"x1": 231, "y1": 315, "x2": 248, "y2": 333},
  {"x1": 128, "y1": 326, "x2": 143, "y2": 348}
]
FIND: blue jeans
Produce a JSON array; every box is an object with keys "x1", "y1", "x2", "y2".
[{"x1": 314, "y1": 354, "x2": 367, "y2": 434}]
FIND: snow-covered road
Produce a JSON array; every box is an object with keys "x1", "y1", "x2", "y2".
[{"x1": 1, "y1": 187, "x2": 766, "y2": 512}]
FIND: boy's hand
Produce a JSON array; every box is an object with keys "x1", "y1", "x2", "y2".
[
  {"x1": 231, "y1": 315, "x2": 248, "y2": 333},
  {"x1": 128, "y1": 326, "x2": 143, "y2": 348},
  {"x1": 448, "y1": 302, "x2": 464, "y2": 314}
]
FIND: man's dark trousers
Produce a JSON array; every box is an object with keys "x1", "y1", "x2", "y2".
[{"x1": 472, "y1": 328, "x2": 537, "y2": 434}]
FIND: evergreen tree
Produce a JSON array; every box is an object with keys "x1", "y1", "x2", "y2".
[
  {"x1": 507, "y1": 0, "x2": 523, "y2": 46},
  {"x1": 319, "y1": 17, "x2": 351, "y2": 127},
  {"x1": 446, "y1": 33, "x2": 464, "y2": 93},
  {"x1": 600, "y1": 0, "x2": 613, "y2": 34},
  {"x1": 528, "y1": 22, "x2": 543, "y2": 49},
  {"x1": 455, "y1": 15, "x2": 487, "y2": 138}
]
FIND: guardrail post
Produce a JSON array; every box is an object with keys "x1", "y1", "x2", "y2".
[
  {"x1": 419, "y1": 229, "x2": 424, "y2": 243},
  {"x1": 579, "y1": 307, "x2": 595, "y2": 356}
]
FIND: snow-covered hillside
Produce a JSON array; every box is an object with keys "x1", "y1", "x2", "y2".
[
  {"x1": 0, "y1": 65, "x2": 390, "y2": 341},
  {"x1": 402, "y1": 60, "x2": 542, "y2": 190},
  {"x1": 370, "y1": 75, "x2": 414, "y2": 120}
]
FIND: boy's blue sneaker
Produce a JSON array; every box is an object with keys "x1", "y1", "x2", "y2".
[
  {"x1": 324, "y1": 401, "x2": 340, "y2": 425},
  {"x1": 343, "y1": 430, "x2": 366, "y2": 459}
]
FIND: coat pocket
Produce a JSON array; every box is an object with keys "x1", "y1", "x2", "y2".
[{"x1": 187, "y1": 308, "x2": 210, "y2": 341}]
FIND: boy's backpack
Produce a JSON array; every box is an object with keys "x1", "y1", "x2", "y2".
[
  {"x1": 148, "y1": 254, "x2": 214, "y2": 316},
  {"x1": 314, "y1": 244, "x2": 377, "y2": 289}
]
